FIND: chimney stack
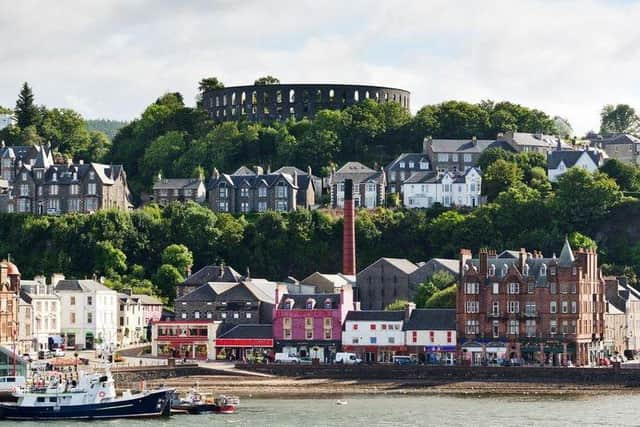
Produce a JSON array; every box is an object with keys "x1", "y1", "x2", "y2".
[{"x1": 342, "y1": 179, "x2": 356, "y2": 276}]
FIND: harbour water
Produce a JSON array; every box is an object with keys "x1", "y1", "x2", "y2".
[{"x1": 2, "y1": 394, "x2": 637, "y2": 426}]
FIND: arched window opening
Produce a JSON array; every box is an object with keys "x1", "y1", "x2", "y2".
[
  {"x1": 329, "y1": 89, "x2": 335, "y2": 102},
  {"x1": 315, "y1": 89, "x2": 322, "y2": 103},
  {"x1": 241, "y1": 91, "x2": 246, "y2": 104},
  {"x1": 365, "y1": 91, "x2": 370, "y2": 99},
  {"x1": 289, "y1": 89, "x2": 295, "y2": 103},
  {"x1": 231, "y1": 92, "x2": 236, "y2": 105},
  {"x1": 354, "y1": 90, "x2": 359, "y2": 102},
  {"x1": 223, "y1": 94, "x2": 227, "y2": 106},
  {"x1": 252, "y1": 91, "x2": 258, "y2": 105},
  {"x1": 276, "y1": 90, "x2": 283, "y2": 104}
]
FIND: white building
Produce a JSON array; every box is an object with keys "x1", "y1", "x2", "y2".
[
  {"x1": 20, "y1": 275, "x2": 63, "y2": 352},
  {"x1": 118, "y1": 292, "x2": 144, "y2": 347},
  {"x1": 547, "y1": 149, "x2": 604, "y2": 182},
  {"x1": 404, "y1": 308, "x2": 456, "y2": 365},
  {"x1": 402, "y1": 168, "x2": 482, "y2": 209},
  {"x1": 341, "y1": 310, "x2": 407, "y2": 363},
  {"x1": 55, "y1": 279, "x2": 118, "y2": 350}
]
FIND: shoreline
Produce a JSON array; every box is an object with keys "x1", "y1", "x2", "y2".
[{"x1": 137, "y1": 375, "x2": 640, "y2": 398}]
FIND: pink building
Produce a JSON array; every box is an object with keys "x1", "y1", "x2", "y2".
[
  {"x1": 272, "y1": 285, "x2": 354, "y2": 362},
  {"x1": 136, "y1": 294, "x2": 163, "y2": 325}
]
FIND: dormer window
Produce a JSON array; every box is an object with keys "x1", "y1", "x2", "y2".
[
  {"x1": 420, "y1": 161, "x2": 429, "y2": 170},
  {"x1": 52, "y1": 171, "x2": 58, "y2": 182},
  {"x1": 409, "y1": 161, "x2": 415, "y2": 168},
  {"x1": 218, "y1": 184, "x2": 228, "y2": 198},
  {"x1": 284, "y1": 298, "x2": 295, "y2": 310},
  {"x1": 501, "y1": 264, "x2": 508, "y2": 277},
  {"x1": 399, "y1": 161, "x2": 405, "y2": 168},
  {"x1": 36, "y1": 170, "x2": 42, "y2": 180},
  {"x1": 523, "y1": 264, "x2": 530, "y2": 276},
  {"x1": 489, "y1": 264, "x2": 496, "y2": 277},
  {"x1": 305, "y1": 298, "x2": 316, "y2": 309},
  {"x1": 324, "y1": 298, "x2": 332, "y2": 309},
  {"x1": 89, "y1": 171, "x2": 95, "y2": 180},
  {"x1": 540, "y1": 264, "x2": 547, "y2": 276}
]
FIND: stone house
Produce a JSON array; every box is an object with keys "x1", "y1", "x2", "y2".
[
  {"x1": 0, "y1": 260, "x2": 20, "y2": 347},
  {"x1": 456, "y1": 240, "x2": 605, "y2": 366},
  {"x1": 604, "y1": 277, "x2": 640, "y2": 356},
  {"x1": 328, "y1": 162, "x2": 385, "y2": 209},
  {"x1": 409, "y1": 258, "x2": 460, "y2": 285},
  {"x1": 207, "y1": 166, "x2": 299, "y2": 213},
  {"x1": 424, "y1": 136, "x2": 515, "y2": 172},
  {"x1": 151, "y1": 175, "x2": 206, "y2": 205},
  {"x1": 588, "y1": 133, "x2": 640, "y2": 165},
  {"x1": 273, "y1": 166, "x2": 320, "y2": 208},
  {"x1": 385, "y1": 153, "x2": 431, "y2": 195},
  {"x1": 356, "y1": 258, "x2": 419, "y2": 310}
]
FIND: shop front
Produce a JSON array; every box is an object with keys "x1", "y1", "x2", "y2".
[
  {"x1": 275, "y1": 340, "x2": 340, "y2": 363},
  {"x1": 216, "y1": 338, "x2": 274, "y2": 362},
  {"x1": 151, "y1": 320, "x2": 220, "y2": 361},
  {"x1": 342, "y1": 345, "x2": 407, "y2": 363},
  {"x1": 423, "y1": 345, "x2": 456, "y2": 365},
  {"x1": 459, "y1": 341, "x2": 507, "y2": 366}
]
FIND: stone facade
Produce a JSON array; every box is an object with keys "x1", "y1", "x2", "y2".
[
  {"x1": 328, "y1": 162, "x2": 385, "y2": 209},
  {"x1": 151, "y1": 175, "x2": 206, "y2": 206},
  {"x1": 0, "y1": 143, "x2": 132, "y2": 214},
  {"x1": 207, "y1": 166, "x2": 299, "y2": 213},
  {"x1": 589, "y1": 134, "x2": 640, "y2": 165},
  {"x1": 356, "y1": 258, "x2": 418, "y2": 310},
  {"x1": 201, "y1": 83, "x2": 410, "y2": 123},
  {"x1": 456, "y1": 241, "x2": 605, "y2": 367}
]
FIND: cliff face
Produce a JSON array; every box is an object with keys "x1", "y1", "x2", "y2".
[{"x1": 593, "y1": 200, "x2": 640, "y2": 267}]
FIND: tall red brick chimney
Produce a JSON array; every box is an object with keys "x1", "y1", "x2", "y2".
[{"x1": 342, "y1": 179, "x2": 356, "y2": 275}]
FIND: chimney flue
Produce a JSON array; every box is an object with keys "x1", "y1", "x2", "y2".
[{"x1": 342, "y1": 179, "x2": 356, "y2": 276}]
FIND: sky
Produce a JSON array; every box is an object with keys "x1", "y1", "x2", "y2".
[{"x1": 1, "y1": 0, "x2": 639, "y2": 135}]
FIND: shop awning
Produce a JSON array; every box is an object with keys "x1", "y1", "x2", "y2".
[{"x1": 216, "y1": 338, "x2": 273, "y2": 348}]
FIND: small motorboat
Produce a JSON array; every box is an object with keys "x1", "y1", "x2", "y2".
[
  {"x1": 0, "y1": 368, "x2": 173, "y2": 420},
  {"x1": 170, "y1": 389, "x2": 239, "y2": 415},
  {"x1": 336, "y1": 400, "x2": 348, "y2": 406}
]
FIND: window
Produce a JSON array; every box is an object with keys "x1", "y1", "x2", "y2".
[
  {"x1": 525, "y1": 302, "x2": 536, "y2": 316},
  {"x1": 452, "y1": 154, "x2": 458, "y2": 162},
  {"x1": 352, "y1": 337, "x2": 359, "y2": 344},
  {"x1": 463, "y1": 154, "x2": 472, "y2": 163},
  {"x1": 437, "y1": 153, "x2": 448, "y2": 162},
  {"x1": 70, "y1": 297, "x2": 75, "y2": 305},
  {"x1": 540, "y1": 264, "x2": 547, "y2": 276},
  {"x1": 87, "y1": 183, "x2": 97, "y2": 195},
  {"x1": 465, "y1": 282, "x2": 479, "y2": 294},
  {"x1": 489, "y1": 265, "x2": 496, "y2": 277},
  {"x1": 492, "y1": 320, "x2": 499, "y2": 338},
  {"x1": 550, "y1": 301, "x2": 557, "y2": 314},
  {"x1": 48, "y1": 199, "x2": 59, "y2": 211},
  {"x1": 240, "y1": 201, "x2": 249, "y2": 213},
  {"x1": 370, "y1": 337, "x2": 377, "y2": 344},
  {"x1": 284, "y1": 326, "x2": 292, "y2": 339},
  {"x1": 508, "y1": 320, "x2": 519, "y2": 335},
  {"x1": 526, "y1": 320, "x2": 536, "y2": 337},
  {"x1": 50, "y1": 185, "x2": 58, "y2": 196},
  {"x1": 246, "y1": 312, "x2": 252, "y2": 319},
  {"x1": 508, "y1": 283, "x2": 519, "y2": 294},
  {"x1": 465, "y1": 300, "x2": 479, "y2": 313},
  {"x1": 70, "y1": 312, "x2": 76, "y2": 324},
  {"x1": 408, "y1": 161, "x2": 415, "y2": 168},
  {"x1": 562, "y1": 320, "x2": 569, "y2": 335},
  {"x1": 370, "y1": 324, "x2": 376, "y2": 330},
  {"x1": 218, "y1": 186, "x2": 228, "y2": 198},
  {"x1": 276, "y1": 184, "x2": 287, "y2": 198},
  {"x1": 492, "y1": 301, "x2": 500, "y2": 316},
  {"x1": 571, "y1": 301, "x2": 577, "y2": 314},
  {"x1": 206, "y1": 312, "x2": 212, "y2": 319},
  {"x1": 240, "y1": 187, "x2": 249, "y2": 198},
  {"x1": 561, "y1": 301, "x2": 568, "y2": 314},
  {"x1": 550, "y1": 320, "x2": 557, "y2": 335},
  {"x1": 492, "y1": 282, "x2": 499, "y2": 294},
  {"x1": 181, "y1": 313, "x2": 187, "y2": 319},
  {"x1": 87, "y1": 312, "x2": 92, "y2": 324},
  {"x1": 194, "y1": 311, "x2": 200, "y2": 319},
  {"x1": 353, "y1": 324, "x2": 358, "y2": 330},
  {"x1": 258, "y1": 201, "x2": 267, "y2": 212},
  {"x1": 276, "y1": 200, "x2": 287, "y2": 211},
  {"x1": 399, "y1": 161, "x2": 405, "y2": 168},
  {"x1": 87, "y1": 296, "x2": 92, "y2": 306},
  {"x1": 19, "y1": 184, "x2": 28, "y2": 196},
  {"x1": 218, "y1": 201, "x2": 228, "y2": 212},
  {"x1": 68, "y1": 199, "x2": 80, "y2": 212},
  {"x1": 508, "y1": 301, "x2": 519, "y2": 314},
  {"x1": 233, "y1": 312, "x2": 239, "y2": 319},
  {"x1": 258, "y1": 186, "x2": 267, "y2": 197},
  {"x1": 465, "y1": 320, "x2": 479, "y2": 334},
  {"x1": 388, "y1": 337, "x2": 395, "y2": 344}
]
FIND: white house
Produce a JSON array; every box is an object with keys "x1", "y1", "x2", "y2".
[
  {"x1": 55, "y1": 279, "x2": 118, "y2": 350},
  {"x1": 20, "y1": 275, "x2": 63, "y2": 352},
  {"x1": 402, "y1": 168, "x2": 482, "y2": 209},
  {"x1": 547, "y1": 149, "x2": 604, "y2": 182},
  {"x1": 117, "y1": 292, "x2": 144, "y2": 347},
  {"x1": 341, "y1": 310, "x2": 407, "y2": 363},
  {"x1": 404, "y1": 308, "x2": 456, "y2": 365}
]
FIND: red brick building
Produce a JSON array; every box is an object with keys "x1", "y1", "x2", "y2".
[{"x1": 456, "y1": 240, "x2": 605, "y2": 366}]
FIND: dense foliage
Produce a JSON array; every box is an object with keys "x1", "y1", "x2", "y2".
[{"x1": 85, "y1": 119, "x2": 128, "y2": 140}]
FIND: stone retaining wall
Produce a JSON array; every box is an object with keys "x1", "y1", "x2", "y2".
[{"x1": 234, "y1": 364, "x2": 640, "y2": 385}]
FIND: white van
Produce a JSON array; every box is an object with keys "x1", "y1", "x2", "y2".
[
  {"x1": 274, "y1": 353, "x2": 301, "y2": 364},
  {"x1": 335, "y1": 352, "x2": 362, "y2": 365}
]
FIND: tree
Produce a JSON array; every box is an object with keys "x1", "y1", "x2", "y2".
[
  {"x1": 94, "y1": 241, "x2": 127, "y2": 277},
  {"x1": 482, "y1": 159, "x2": 523, "y2": 201},
  {"x1": 555, "y1": 168, "x2": 623, "y2": 231},
  {"x1": 600, "y1": 159, "x2": 640, "y2": 193},
  {"x1": 553, "y1": 116, "x2": 573, "y2": 138},
  {"x1": 430, "y1": 270, "x2": 456, "y2": 290},
  {"x1": 161, "y1": 244, "x2": 193, "y2": 276},
  {"x1": 198, "y1": 77, "x2": 225, "y2": 93},
  {"x1": 600, "y1": 104, "x2": 639, "y2": 135},
  {"x1": 153, "y1": 264, "x2": 184, "y2": 302},
  {"x1": 15, "y1": 82, "x2": 39, "y2": 129},
  {"x1": 414, "y1": 282, "x2": 438, "y2": 308},
  {"x1": 477, "y1": 147, "x2": 514, "y2": 171},
  {"x1": 568, "y1": 232, "x2": 597, "y2": 250},
  {"x1": 385, "y1": 299, "x2": 410, "y2": 311},
  {"x1": 425, "y1": 284, "x2": 456, "y2": 308},
  {"x1": 254, "y1": 76, "x2": 280, "y2": 85}
]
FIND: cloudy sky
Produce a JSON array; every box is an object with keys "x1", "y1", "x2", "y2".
[{"x1": 1, "y1": 0, "x2": 638, "y2": 135}]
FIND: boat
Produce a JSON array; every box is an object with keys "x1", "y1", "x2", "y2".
[
  {"x1": 170, "y1": 389, "x2": 239, "y2": 415},
  {"x1": 0, "y1": 368, "x2": 174, "y2": 420},
  {"x1": 0, "y1": 376, "x2": 26, "y2": 402}
]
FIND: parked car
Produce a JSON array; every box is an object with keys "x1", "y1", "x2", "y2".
[
  {"x1": 392, "y1": 355, "x2": 416, "y2": 365},
  {"x1": 53, "y1": 348, "x2": 65, "y2": 357},
  {"x1": 21, "y1": 352, "x2": 38, "y2": 362},
  {"x1": 37, "y1": 350, "x2": 51, "y2": 360},
  {"x1": 335, "y1": 352, "x2": 362, "y2": 365},
  {"x1": 299, "y1": 357, "x2": 313, "y2": 365},
  {"x1": 274, "y1": 353, "x2": 301, "y2": 364}
]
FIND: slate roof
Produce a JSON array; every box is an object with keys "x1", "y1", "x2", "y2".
[
  {"x1": 55, "y1": 279, "x2": 114, "y2": 292},
  {"x1": 345, "y1": 310, "x2": 404, "y2": 322},
  {"x1": 182, "y1": 265, "x2": 243, "y2": 286},
  {"x1": 208, "y1": 170, "x2": 298, "y2": 190},
  {"x1": 332, "y1": 162, "x2": 384, "y2": 185},
  {"x1": 273, "y1": 166, "x2": 321, "y2": 193},
  {"x1": 153, "y1": 178, "x2": 203, "y2": 190},
  {"x1": 429, "y1": 138, "x2": 515, "y2": 154},
  {"x1": 278, "y1": 293, "x2": 341, "y2": 309},
  {"x1": 134, "y1": 294, "x2": 163, "y2": 305},
  {"x1": 404, "y1": 309, "x2": 456, "y2": 331},
  {"x1": 218, "y1": 324, "x2": 273, "y2": 339},
  {"x1": 177, "y1": 280, "x2": 276, "y2": 304},
  {"x1": 404, "y1": 168, "x2": 480, "y2": 184},
  {"x1": 385, "y1": 153, "x2": 431, "y2": 171},
  {"x1": 509, "y1": 132, "x2": 559, "y2": 148},
  {"x1": 592, "y1": 133, "x2": 640, "y2": 145},
  {"x1": 547, "y1": 150, "x2": 602, "y2": 169},
  {"x1": 421, "y1": 258, "x2": 460, "y2": 275}
]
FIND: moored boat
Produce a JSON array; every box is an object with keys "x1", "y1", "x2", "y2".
[
  {"x1": 170, "y1": 389, "x2": 238, "y2": 415},
  {"x1": 0, "y1": 369, "x2": 173, "y2": 420}
]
